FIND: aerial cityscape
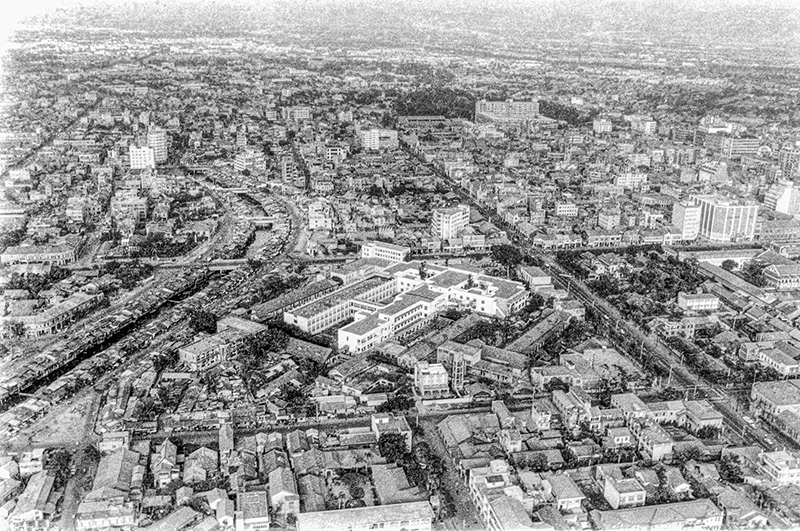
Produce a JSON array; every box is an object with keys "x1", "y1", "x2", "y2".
[{"x1": 0, "y1": 0, "x2": 799, "y2": 530}]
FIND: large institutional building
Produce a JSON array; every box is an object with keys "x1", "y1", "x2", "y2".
[{"x1": 282, "y1": 241, "x2": 529, "y2": 355}]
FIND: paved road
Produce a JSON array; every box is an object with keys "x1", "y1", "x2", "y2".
[
  {"x1": 420, "y1": 418, "x2": 483, "y2": 530},
  {"x1": 415, "y1": 143, "x2": 795, "y2": 454}
]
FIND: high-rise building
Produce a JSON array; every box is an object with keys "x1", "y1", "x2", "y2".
[
  {"x1": 721, "y1": 137, "x2": 760, "y2": 158},
  {"x1": 281, "y1": 155, "x2": 297, "y2": 182},
  {"x1": 358, "y1": 129, "x2": 399, "y2": 151},
  {"x1": 129, "y1": 145, "x2": 155, "y2": 170},
  {"x1": 432, "y1": 205, "x2": 470, "y2": 240},
  {"x1": 692, "y1": 195, "x2": 759, "y2": 243},
  {"x1": 672, "y1": 201, "x2": 702, "y2": 241},
  {"x1": 236, "y1": 128, "x2": 247, "y2": 149},
  {"x1": 764, "y1": 179, "x2": 800, "y2": 216},
  {"x1": 146, "y1": 126, "x2": 168, "y2": 163},
  {"x1": 779, "y1": 148, "x2": 800, "y2": 179},
  {"x1": 233, "y1": 149, "x2": 266, "y2": 174}
]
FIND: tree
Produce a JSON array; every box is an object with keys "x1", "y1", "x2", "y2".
[
  {"x1": 741, "y1": 261, "x2": 767, "y2": 287},
  {"x1": 721, "y1": 259, "x2": 737, "y2": 271},
  {"x1": 378, "y1": 433, "x2": 409, "y2": 462},
  {"x1": 349, "y1": 485, "x2": 365, "y2": 499},
  {"x1": 189, "y1": 309, "x2": 217, "y2": 334},
  {"x1": 544, "y1": 377, "x2": 570, "y2": 394},
  {"x1": 82, "y1": 445, "x2": 102, "y2": 463},
  {"x1": 696, "y1": 425, "x2": 720, "y2": 440},
  {"x1": 491, "y1": 244, "x2": 523, "y2": 274},
  {"x1": 376, "y1": 394, "x2": 413, "y2": 413},
  {"x1": 718, "y1": 454, "x2": 744, "y2": 483},
  {"x1": 9, "y1": 322, "x2": 26, "y2": 338}
]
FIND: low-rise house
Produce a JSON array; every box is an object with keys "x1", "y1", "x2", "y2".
[
  {"x1": 371, "y1": 413, "x2": 412, "y2": 451},
  {"x1": 151, "y1": 439, "x2": 179, "y2": 488},
  {"x1": 295, "y1": 501, "x2": 434, "y2": 531},
  {"x1": 18, "y1": 449, "x2": 46, "y2": 477},
  {"x1": 716, "y1": 487, "x2": 768, "y2": 529},
  {"x1": 603, "y1": 476, "x2": 646, "y2": 509},
  {"x1": 236, "y1": 491, "x2": 270, "y2": 531},
  {"x1": 268, "y1": 467, "x2": 300, "y2": 516},
  {"x1": 589, "y1": 499, "x2": 723, "y2": 530},
  {"x1": 546, "y1": 473, "x2": 585, "y2": 512},
  {"x1": 9, "y1": 472, "x2": 58, "y2": 531}
]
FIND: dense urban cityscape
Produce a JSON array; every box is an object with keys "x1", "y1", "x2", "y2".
[{"x1": 0, "y1": 1, "x2": 799, "y2": 530}]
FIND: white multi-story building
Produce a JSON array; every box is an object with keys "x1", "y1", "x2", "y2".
[
  {"x1": 284, "y1": 276, "x2": 398, "y2": 335},
  {"x1": 146, "y1": 126, "x2": 168, "y2": 163},
  {"x1": 692, "y1": 195, "x2": 759, "y2": 243},
  {"x1": 760, "y1": 451, "x2": 800, "y2": 485},
  {"x1": 593, "y1": 118, "x2": 613, "y2": 133},
  {"x1": 672, "y1": 201, "x2": 702, "y2": 241},
  {"x1": 432, "y1": 205, "x2": 470, "y2": 240},
  {"x1": 111, "y1": 192, "x2": 148, "y2": 223},
  {"x1": 308, "y1": 200, "x2": 334, "y2": 231},
  {"x1": 129, "y1": 145, "x2": 155, "y2": 169},
  {"x1": 414, "y1": 361, "x2": 449, "y2": 398},
  {"x1": 475, "y1": 100, "x2": 538, "y2": 122},
  {"x1": 554, "y1": 202, "x2": 578, "y2": 217},
  {"x1": 282, "y1": 106, "x2": 311, "y2": 121},
  {"x1": 614, "y1": 172, "x2": 648, "y2": 189},
  {"x1": 361, "y1": 241, "x2": 410, "y2": 262},
  {"x1": 0, "y1": 244, "x2": 75, "y2": 266},
  {"x1": 598, "y1": 209, "x2": 621, "y2": 231},
  {"x1": 358, "y1": 128, "x2": 398, "y2": 151},
  {"x1": 764, "y1": 179, "x2": 800, "y2": 216},
  {"x1": 721, "y1": 137, "x2": 761, "y2": 158},
  {"x1": 677, "y1": 292, "x2": 720, "y2": 312},
  {"x1": 234, "y1": 149, "x2": 267, "y2": 174},
  {"x1": 778, "y1": 148, "x2": 799, "y2": 179},
  {"x1": 337, "y1": 262, "x2": 528, "y2": 354}
]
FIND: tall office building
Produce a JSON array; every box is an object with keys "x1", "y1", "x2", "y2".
[
  {"x1": 692, "y1": 195, "x2": 759, "y2": 243},
  {"x1": 129, "y1": 145, "x2": 155, "y2": 170},
  {"x1": 432, "y1": 205, "x2": 470, "y2": 240},
  {"x1": 146, "y1": 126, "x2": 168, "y2": 163},
  {"x1": 764, "y1": 179, "x2": 800, "y2": 216},
  {"x1": 671, "y1": 201, "x2": 702, "y2": 241},
  {"x1": 721, "y1": 137, "x2": 760, "y2": 158},
  {"x1": 779, "y1": 148, "x2": 800, "y2": 179},
  {"x1": 358, "y1": 129, "x2": 399, "y2": 151}
]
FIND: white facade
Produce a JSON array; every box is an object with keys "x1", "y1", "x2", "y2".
[
  {"x1": 677, "y1": 292, "x2": 720, "y2": 312},
  {"x1": 764, "y1": 179, "x2": 800, "y2": 216},
  {"x1": 361, "y1": 241, "x2": 410, "y2": 262},
  {"x1": 672, "y1": 201, "x2": 702, "y2": 241},
  {"x1": 760, "y1": 451, "x2": 800, "y2": 485},
  {"x1": 414, "y1": 361, "x2": 449, "y2": 398},
  {"x1": 359, "y1": 129, "x2": 399, "y2": 151},
  {"x1": 614, "y1": 173, "x2": 648, "y2": 189},
  {"x1": 555, "y1": 202, "x2": 578, "y2": 217},
  {"x1": 432, "y1": 205, "x2": 470, "y2": 240},
  {"x1": 129, "y1": 145, "x2": 155, "y2": 169},
  {"x1": 337, "y1": 263, "x2": 528, "y2": 354},
  {"x1": 146, "y1": 126, "x2": 168, "y2": 163},
  {"x1": 593, "y1": 118, "x2": 613, "y2": 133},
  {"x1": 693, "y1": 195, "x2": 759, "y2": 243}
]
